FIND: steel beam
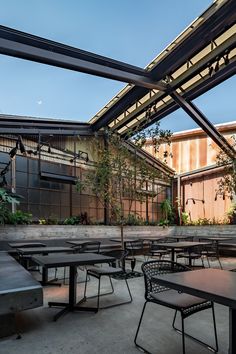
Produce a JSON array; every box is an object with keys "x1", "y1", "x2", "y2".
[
  {"x1": 0, "y1": 128, "x2": 93, "y2": 136},
  {"x1": 170, "y1": 91, "x2": 236, "y2": 159},
  {"x1": 91, "y1": 0, "x2": 236, "y2": 131},
  {"x1": 121, "y1": 60, "x2": 236, "y2": 137},
  {"x1": 0, "y1": 25, "x2": 166, "y2": 91}
]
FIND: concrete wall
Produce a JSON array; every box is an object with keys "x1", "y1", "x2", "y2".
[{"x1": 0, "y1": 224, "x2": 235, "y2": 241}]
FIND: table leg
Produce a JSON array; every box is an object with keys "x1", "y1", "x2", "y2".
[
  {"x1": 69, "y1": 265, "x2": 77, "y2": 308},
  {"x1": 229, "y1": 308, "x2": 236, "y2": 354},
  {"x1": 171, "y1": 249, "x2": 175, "y2": 262},
  {"x1": 41, "y1": 267, "x2": 61, "y2": 287},
  {"x1": 48, "y1": 265, "x2": 98, "y2": 321}
]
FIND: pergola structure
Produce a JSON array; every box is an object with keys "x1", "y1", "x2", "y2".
[{"x1": 0, "y1": 0, "x2": 235, "y2": 160}]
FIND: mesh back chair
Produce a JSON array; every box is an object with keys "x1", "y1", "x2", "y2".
[
  {"x1": 201, "y1": 239, "x2": 222, "y2": 269},
  {"x1": 134, "y1": 260, "x2": 218, "y2": 354},
  {"x1": 83, "y1": 249, "x2": 132, "y2": 310},
  {"x1": 125, "y1": 239, "x2": 144, "y2": 272}
]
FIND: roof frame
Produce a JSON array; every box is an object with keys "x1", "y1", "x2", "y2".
[
  {"x1": 90, "y1": 0, "x2": 236, "y2": 131},
  {"x1": 0, "y1": 0, "x2": 235, "y2": 157}
]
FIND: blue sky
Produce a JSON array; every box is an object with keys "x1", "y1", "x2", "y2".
[{"x1": 0, "y1": 0, "x2": 235, "y2": 132}]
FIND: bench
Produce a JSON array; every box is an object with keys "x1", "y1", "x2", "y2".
[{"x1": 0, "y1": 252, "x2": 43, "y2": 338}]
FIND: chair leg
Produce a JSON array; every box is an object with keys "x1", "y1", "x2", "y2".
[
  {"x1": 84, "y1": 274, "x2": 132, "y2": 310},
  {"x1": 212, "y1": 304, "x2": 219, "y2": 352},
  {"x1": 217, "y1": 257, "x2": 223, "y2": 270},
  {"x1": 134, "y1": 301, "x2": 152, "y2": 354},
  {"x1": 172, "y1": 305, "x2": 218, "y2": 353}
]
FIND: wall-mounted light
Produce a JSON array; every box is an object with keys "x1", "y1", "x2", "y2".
[{"x1": 186, "y1": 197, "x2": 204, "y2": 205}]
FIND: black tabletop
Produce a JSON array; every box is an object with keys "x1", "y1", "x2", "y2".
[
  {"x1": 110, "y1": 238, "x2": 138, "y2": 243},
  {"x1": 66, "y1": 240, "x2": 87, "y2": 246},
  {"x1": 153, "y1": 241, "x2": 210, "y2": 249},
  {"x1": 152, "y1": 268, "x2": 236, "y2": 309},
  {"x1": 16, "y1": 246, "x2": 73, "y2": 255},
  {"x1": 32, "y1": 252, "x2": 115, "y2": 268},
  {"x1": 8, "y1": 242, "x2": 46, "y2": 248},
  {"x1": 204, "y1": 237, "x2": 232, "y2": 242}
]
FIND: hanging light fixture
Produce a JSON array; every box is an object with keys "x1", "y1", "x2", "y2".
[
  {"x1": 9, "y1": 146, "x2": 17, "y2": 159},
  {"x1": 18, "y1": 135, "x2": 26, "y2": 154},
  {"x1": 214, "y1": 57, "x2": 220, "y2": 72}
]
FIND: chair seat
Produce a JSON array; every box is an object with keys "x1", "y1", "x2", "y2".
[
  {"x1": 150, "y1": 289, "x2": 210, "y2": 313},
  {"x1": 87, "y1": 266, "x2": 123, "y2": 276}
]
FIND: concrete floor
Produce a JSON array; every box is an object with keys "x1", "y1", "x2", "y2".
[{"x1": 1, "y1": 257, "x2": 235, "y2": 354}]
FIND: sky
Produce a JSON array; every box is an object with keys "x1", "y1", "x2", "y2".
[{"x1": 0, "y1": 0, "x2": 235, "y2": 133}]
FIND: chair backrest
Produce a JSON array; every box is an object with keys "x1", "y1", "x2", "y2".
[
  {"x1": 126, "y1": 239, "x2": 143, "y2": 250},
  {"x1": 78, "y1": 241, "x2": 101, "y2": 254},
  {"x1": 146, "y1": 239, "x2": 164, "y2": 251},
  {"x1": 141, "y1": 260, "x2": 189, "y2": 300},
  {"x1": 200, "y1": 238, "x2": 217, "y2": 254},
  {"x1": 102, "y1": 249, "x2": 128, "y2": 262}
]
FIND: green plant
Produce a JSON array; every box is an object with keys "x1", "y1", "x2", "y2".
[
  {"x1": 181, "y1": 212, "x2": 189, "y2": 225},
  {"x1": 8, "y1": 210, "x2": 32, "y2": 225},
  {"x1": 63, "y1": 212, "x2": 89, "y2": 225},
  {"x1": 123, "y1": 214, "x2": 144, "y2": 226},
  {"x1": 0, "y1": 188, "x2": 22, "y2": 225},
  {"x1": 216, "y1": 135, "x2": 236, "y2": 197},
  {"x1": 159, "y1": 199, "x2": 174, "y2": 226},
  {"x1": 226, "y1": 202, "x2": 236, "y2": 224}
]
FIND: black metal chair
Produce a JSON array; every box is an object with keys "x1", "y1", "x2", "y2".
[
  {"x1": 176, "y1": 245, "x2": 205, "y2": 268},
  {"x1": 145, "y1": 239, "x2": 170, "y2": 260},
  {"x1": 83, "y1": 249, "x2": 132, "y2": 310},
  {"x1": 200, "y1": 239, "x2": 222, "y2": 269},
  {"x1": 73, "y1": 241, "x2": 101, "y2": 254},
  {"x1": 134, "y1": 260, "x2": 218, "y2": 354}
]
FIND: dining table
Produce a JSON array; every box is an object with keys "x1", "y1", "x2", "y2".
[
  {"x1": 152, "y1": 268, "x2": 236, "y2": 354},
  {"x1": 8, "y1": 242, "x2": 47, "y2": 248},
  {"x1": 16, "y1": 246, "x2": 74, "y2": 286},
  {"x1": 32, "y1": 252, "x2": 115, "y2": 321}
]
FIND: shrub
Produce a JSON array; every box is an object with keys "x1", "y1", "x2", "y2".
[{"x1": 8, "y1": 210, "x2": 32, "y2": 225}]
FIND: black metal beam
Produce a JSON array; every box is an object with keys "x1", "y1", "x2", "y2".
[
  {"x1": 0, "y1": 128, "x2": 94, "y2": 136},
  {"x1": 121, "y1": 59, "x2": 236, "y2": 137},
  {"x1": 170, "y1": 91, "x2": 236, "y2": 159},
  {"x1": 91, "y1": 0, "x2": 236, "y2": 131},
  {"x1": 0, "y1": 25, "x2": 166, "y2": 91}
]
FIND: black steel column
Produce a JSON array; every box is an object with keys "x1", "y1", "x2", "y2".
[{"x1": 69, "y1": 266, "x2": 77, "y2": 309}]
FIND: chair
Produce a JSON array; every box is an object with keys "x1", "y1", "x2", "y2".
[
  {"x1": 83, "y1": 249, "x2": 132, "y2": 310},
  {"x1": 134, "y1": 260, "x2": 218, "y2": 354},
  {"x1": 145, "y1": 239, "x2": 170, "y2": 260},
  {"x1": 73, "y1": 241, "x2": 101, "y2": 254},
  {"x1": 201, "y1": 239, "x2": 222, "y2": 269},
  {"x1": 176, "y1": 245, "x2": 204, "y2": 268},
  {"x1": 59, "y1": 241, "x2": 101, "y2": 284},
  {"x1": 125, "y1": 239, "x2": 144, "y2": 272}
]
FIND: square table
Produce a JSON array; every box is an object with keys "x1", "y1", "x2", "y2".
[
  {"x1": 32, "y1": 252, "x2": 115, "y2": 321},
  {"x1": 16, "y1": 246, "x2": 74, "y2": 286},
  {"x1": 152, "y1": 268, "x2": 236, "y2": 354},
  {"x1": 153, "y1": 241, "x2": 211, "y2": 266},
  {"x1": 8, "y1": 242, "x2": 46, "y2": 248}
]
